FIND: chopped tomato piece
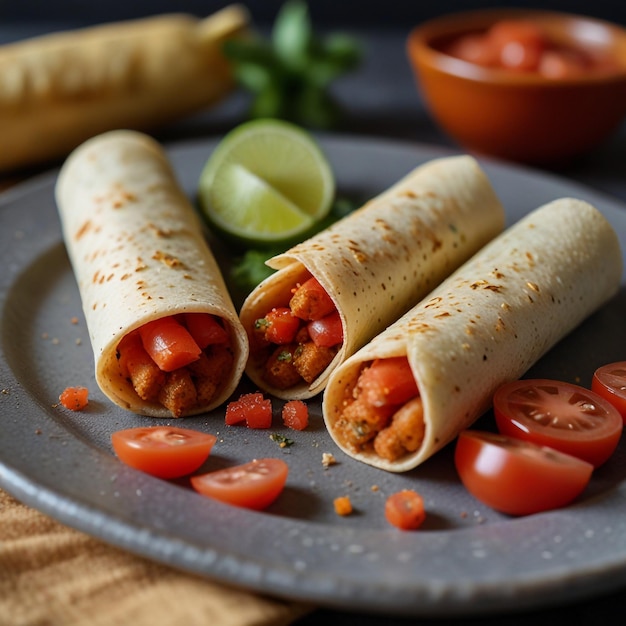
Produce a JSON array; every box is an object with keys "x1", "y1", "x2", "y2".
[
  {"x1": 385, "y1": 490, "x2": 426, "y2": 530},
  {"x1": 258, "y1": 307, "x2": 301, "y2": 344},
  {"x1": 455, "y1": 430, "x2": 593, "y2": 516},
  {"x1": 592, "y1": 362, "x2": 626, "y2": 423},
  {"x1": 183, "y1": 313, "x2": 229, "y2": 348},
  {"x1": 225, "y1": 392, "x2": 273, "y2": 429},
  {"x1": 493, "y1": 379, "x2": 623, "y2": 467},
  {"x1": 307, "y1": 311, "x2": 343, "y2": 347},
  {"x1": 488, "y1": 20, "x2": 547, "y2": 72},
  {"x1": 190, "y1": 458, "x2": 288, "y2": 510},
  {"x1": 59, "y1": 386, "x2": 89, "y2": 411},
  {"x1": 358, "y1": 357, "x2": 419, "y2": 407},
  {"x1": 111, "y1": 426, "x2": 216, "y2": 479},
  {"x1": 139, "y1": 316, "x2": 202, "y2": 372},
  {"x1": 282, "y1": 400, "x2": 309, "y2": 430}
]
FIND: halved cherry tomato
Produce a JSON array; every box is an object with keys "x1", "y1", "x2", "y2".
[
  {"x1": 307, "y1": 311, "x2": 343, "y2": 348},
  {"x1": 282, "y1": 399, "x2": 309, "y2": 430},
  {"x1": 493, "y1": 379, "x2": 623, "y2": 467},
  {"x1": 385, "y1": 490, "x2": 426, "y2": 530},
  {"x1": 592, "y1": 362, "x2": 626, "y2": 424},
  {"x1": 358, "y1": 357, "x2": 419, "y2": 407},
  {"x1": 183, "y1": 313, "x2": 229, "y2": 348},
  {"x1": 261, "y1": 307, "x2": 301, "y2": 344},
  {"x1": 190, "y1": 458, "x2": 288, "y2": 510},
  {"x1": 455, "y1": 430, "x2": 593, "y2": 516},
  {"x1": 139, "y1": 316, "x2": 202, "y2": 372},
  {"x1": 111, "y1": 426, "x2": 216, "y2": 479}
]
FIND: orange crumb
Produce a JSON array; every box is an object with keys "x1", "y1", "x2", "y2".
[{"x1": 333, "y1": 496, "x2": 353, "y2": 516}]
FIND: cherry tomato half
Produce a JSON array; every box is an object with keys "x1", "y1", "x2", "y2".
[
  {"x1": 592, "y1": 362, "x2": 626, "y2": 424},
  {"x1": 190, "y1": 458, "x2": 288, "y2": 510},
  {"x1": 493, "y1": 379, "x2": 623, "y2": 468},
  {"x1": 455, "y1": 430, "x2": 593, "y2": 516},
  {"x1": 111, "y1": 426, "x2": 217, "y2": 479}
]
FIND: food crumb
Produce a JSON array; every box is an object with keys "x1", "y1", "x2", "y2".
[
  {"x1": 334, "y1": 496, "x2": 353, "y2": 516},
  {"x1": 51, "y1": 338, "x2": 60, "y2": 345},
  {"x1": 370, "y1": 485, "x2": 379, "y2": 492},
  {"x1": 321, "y1": 452, "x2": 336, "y2": 468},
  {"x1": 70, "y1": 317, "x2": 79, "y2": 325}
]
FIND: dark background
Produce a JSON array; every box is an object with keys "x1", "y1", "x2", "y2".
[{"x1": 1, "y1": 0, "x2": 625, "y2": 28}]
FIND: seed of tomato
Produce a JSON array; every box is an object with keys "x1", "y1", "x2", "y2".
[
  {"x1": 111, "y1": 426, "x2": 217, "y2": 479},
  {"x1": 190, "y1": 458, "x2": 288, "y2": 510},
  {"x1": 493, "y1": 379, "x2": 623, "y2": 467},
  {"x1": 455, "y1": 430, "x2": 593, "y2": 516},
  {"x1": 592, "y1": 362, "x2": 626, "y2": 424},
  {"x1": 385, "y1": 490, "x2": 426, "y2": 530}
]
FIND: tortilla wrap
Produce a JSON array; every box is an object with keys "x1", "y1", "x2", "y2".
[
  {"x1": 240, "y1": 155, "x2": 506, "y2": 400},
  {"x1": 322, "y1": 198, "x2": 623, "y2": 472},
  {"x1": 55, "y1": 129, "x2": 248, "y2": 417}
]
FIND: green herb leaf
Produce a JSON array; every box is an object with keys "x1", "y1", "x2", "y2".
[{"x1": 223, "y1": 0, "x2": 361, "y2": 129}]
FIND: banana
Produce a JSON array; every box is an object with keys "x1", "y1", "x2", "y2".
[{"x1": 0, "y1": 5, "x2": 249, "y2": 173}]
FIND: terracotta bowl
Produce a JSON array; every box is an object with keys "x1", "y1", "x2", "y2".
[{"x1": 407, "y1": 9, "x2": 626, "y2": 165}]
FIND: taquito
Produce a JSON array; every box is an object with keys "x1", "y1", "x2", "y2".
[
  {"x1": 323, "y1": 198, "x2": 623, "y2": 471},
  {"x1": 55, "y1": 130, "x2": 248, "y2": 418},
  {"x1": 240, "y1": 155, "x2": 506, "y2": 400}
]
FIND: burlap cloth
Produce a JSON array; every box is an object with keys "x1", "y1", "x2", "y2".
[{"x1": 0, "y1": 489, "x2": 312, "y2": 626}]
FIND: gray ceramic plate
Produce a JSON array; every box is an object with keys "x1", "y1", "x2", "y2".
[{"x1": 1, "y1": 135, "x2": 626, "y2": 618}]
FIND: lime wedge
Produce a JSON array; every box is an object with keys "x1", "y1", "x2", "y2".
[{"x1": 198, "y1": 119, "x2": 335, "y2": 246}]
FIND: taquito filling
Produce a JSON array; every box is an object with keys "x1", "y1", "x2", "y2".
[
  {"x1": 115, "y1": 312, "x2": 234, "y2": 418},
  {"x1": 251, "y1": 271, "x2": 342, "y2": 390},
  {"x1": 333, "y1": 356, "x2": 425, "y2": 461}
]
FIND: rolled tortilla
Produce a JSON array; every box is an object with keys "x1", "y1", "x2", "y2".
[
  {"x1": 55, "y1": 129, "x2": 249, "y2": 417},
  {"x1": 239, "y1": 155, "x2": 506, "y2": 400},
  {"x1": 322, "y1": 198, "x2": 623, "y2": 472}
]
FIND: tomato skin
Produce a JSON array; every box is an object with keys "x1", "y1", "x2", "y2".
[
  {"x1": 307, "y1": 311, "x2": 343, "y2": 348},
  {"x1": 455, "y1": 430, "x2": 593, "y2": 516},
  {"x1": 282, "y1": 399, "x2": 309, "y2": 430},
  {"x1": 592, "y1": 362, "x2": 626, "y2": 424},
  {"x1": 263, "y1": 307, "x2": 301, "y2": 344},
  {"x1": 111, "y1": 426, "x2": 216, "y2": 479},
  {"x1": 385, "y1": 490, "x2": 426, "y2": 530},
  {"x1": 190, "y1": 458, "x2": 288, "y2": 510},
  {"x1": 493, "y1": 379, "x2": 623, "y2": 468},
  {"x1": 358, "y1": 357, "x2": 419, "y2": 407},
  {"x1": 139, "y1": 316, "x2": 202, "y2": 372},
  {"x1": 183, "y1": 313, "x2": 229, "y2": 348}
]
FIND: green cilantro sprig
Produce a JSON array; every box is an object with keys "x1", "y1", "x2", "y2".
[{"x1": 223, "y1": 0, "x2": 362, "y2": 128}]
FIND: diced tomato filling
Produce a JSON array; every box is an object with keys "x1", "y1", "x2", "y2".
[
  {"x1": 334, "y1": 356, "x2": 424, "y2": 462},
  {"x1": 253, "y1": 272, "x2": 342, "y2": 390},
  {"x1": 116, "y1": 313, "x2": 233, "y2": 418},
  {"x1": 226, "y1": 392, "x2": 273, "y2": 429}
]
